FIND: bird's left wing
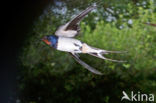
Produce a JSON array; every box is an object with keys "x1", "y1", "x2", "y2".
[
  {"x1": 70, "y1": 53, "x2": 103, "y2": 75},
  {"x1": 55, "y1": 5, "x2": 96, "y2": 37}
]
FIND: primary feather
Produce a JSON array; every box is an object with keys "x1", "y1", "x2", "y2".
[
  {"x1": 70, "y1": 53, "x2": 103, "y2": 75},
  {"x1": 55, "y1": 5, "x2": 96, "y2": 37}
]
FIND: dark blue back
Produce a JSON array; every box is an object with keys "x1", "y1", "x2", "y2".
[{"x1": 48, "y1": 35, "x2": 58, "y2": 48}]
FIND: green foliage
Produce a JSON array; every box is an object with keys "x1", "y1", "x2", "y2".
[{"x1": 18, "y1": 1, "x2": 156, "y2": 103}]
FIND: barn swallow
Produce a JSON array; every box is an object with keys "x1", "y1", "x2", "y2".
[{"x1": 42, "y1": 5, "x2": 126, "y2": 75}]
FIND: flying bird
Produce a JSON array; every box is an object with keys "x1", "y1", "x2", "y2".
[{"x1": 42, "y1": 5, "x2": 125, "y2": 75}]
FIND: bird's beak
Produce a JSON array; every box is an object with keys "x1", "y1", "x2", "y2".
[
  {"x1": 41, "y1": 38, "x2": 44, "y2": 41},
  {"x1": 41, "y1": 36, "x2": 46, "y2": 41}
]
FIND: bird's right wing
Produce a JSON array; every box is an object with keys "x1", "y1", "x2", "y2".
[{"x1": 70, "y1": 53, "x2": 103, "y2": 75}]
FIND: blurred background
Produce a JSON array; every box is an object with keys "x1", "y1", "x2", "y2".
[{"x1": 2, "y1": 0, "x2": 156, "y2": 103}]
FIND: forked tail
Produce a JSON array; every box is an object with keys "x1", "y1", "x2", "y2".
[{"x1": 88, "y1": 46, "x2": 126, "y2": 62}]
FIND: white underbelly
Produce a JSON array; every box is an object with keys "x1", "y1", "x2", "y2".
[{"x1": 57, "y1": 37, "x2": 83, "y2": 53}]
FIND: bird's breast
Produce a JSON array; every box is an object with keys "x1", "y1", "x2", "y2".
[{"x1": 57, "y1": 37, "x2": 82, "y2": 53}]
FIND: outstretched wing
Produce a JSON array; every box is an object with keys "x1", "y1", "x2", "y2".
[
  {"x1": 55, "y1": 5, "x2": 96, "y2": 37},
  {"x1": 70, "y1": 53, "x2": 102, "y2": 75},
  {"x1": 65, "y1": 5, "x2": 96, "y2": 31}
]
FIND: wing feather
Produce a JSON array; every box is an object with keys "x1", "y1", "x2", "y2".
[
  {"x1": 55, "y1": 5, "x2": 96, "y2": 37},
  {"x1": 70, "y1": 53, "x2": 102, "y2": 75},
  {"x1": 65, "y1": 5, "x2": 96, "y2": 31}
]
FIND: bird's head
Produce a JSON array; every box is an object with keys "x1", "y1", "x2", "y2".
[{"x1": 41, "y1": 35, "x2": 58, "y2": 48}]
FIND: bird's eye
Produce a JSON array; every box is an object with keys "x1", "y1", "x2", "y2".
[{"x1": 47, "y1": 36, "x2": 51, "y2": 41}]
